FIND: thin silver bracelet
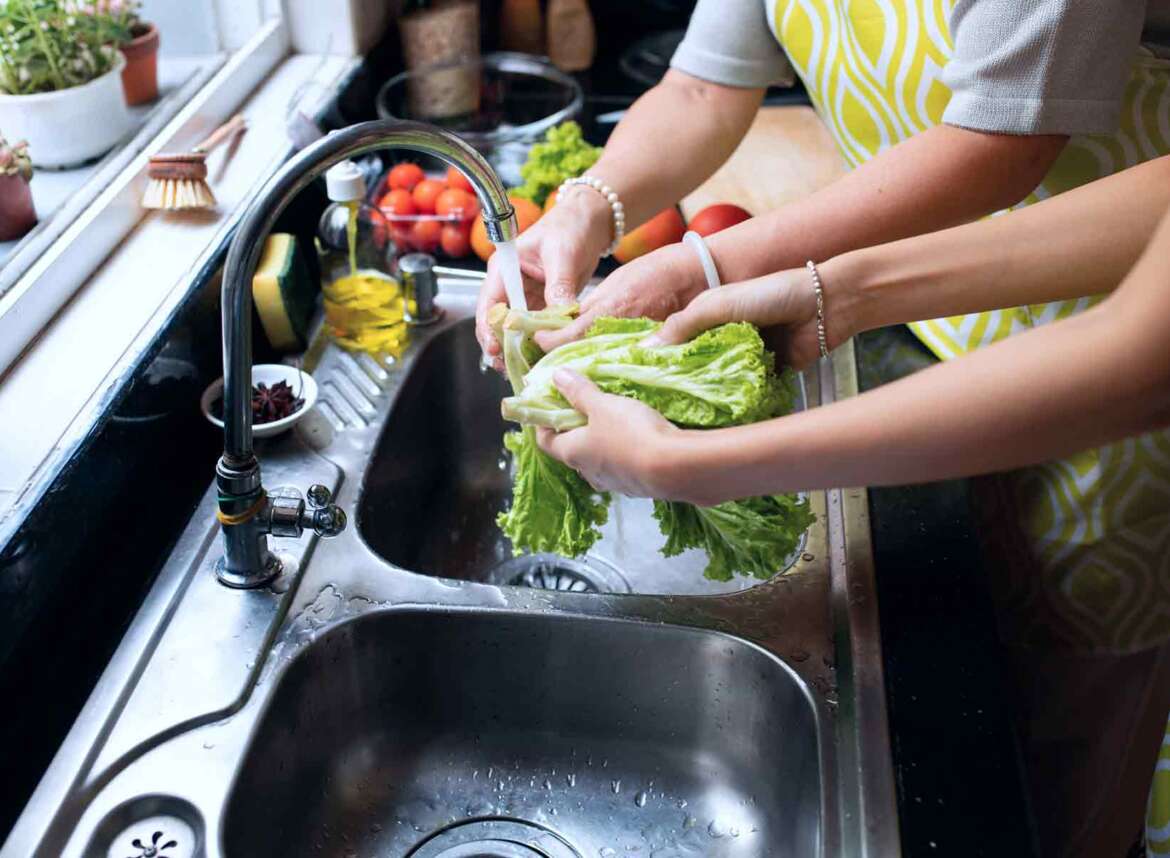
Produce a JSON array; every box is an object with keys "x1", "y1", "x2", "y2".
[
  {"x1": 806, "y1": 260, "x2": 830, "y2": 358},
  {"x1": 559, "y1": 175, "x2": 625, "y2": 257}
]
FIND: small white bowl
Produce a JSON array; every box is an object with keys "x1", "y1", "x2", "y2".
[{"x1": 201, "y1": 364, "x2": 319, "y2": 439}]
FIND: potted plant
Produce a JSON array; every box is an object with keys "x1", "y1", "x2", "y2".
[
  {"x1": 0, "y1": 134, "x2": 36, "y2": 241},
  {"x1": 0, "y1": 0, "x2": 133, "y2": 168},
  {"x1": 110, "y1": 0, "x2": 159, "y2": 106}
]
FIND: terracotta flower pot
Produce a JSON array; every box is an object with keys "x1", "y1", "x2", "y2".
[
  {"x1": 120, "y1": 21, "x2": 160, "y2": 106},
  {"x1": 0, "y1": 173, "x2": 37, "y2": 241}
]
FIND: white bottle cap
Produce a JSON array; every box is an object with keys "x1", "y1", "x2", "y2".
[{"x1": 325, "y1": 160, "x2": 366, "y2": 202}]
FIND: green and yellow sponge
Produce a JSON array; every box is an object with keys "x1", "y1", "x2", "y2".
[{"x1": 252, "y1": 233, "x2": 317, "y2": 352}]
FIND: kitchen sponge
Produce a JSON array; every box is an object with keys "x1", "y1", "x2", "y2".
[{"x1": 252, "y1": 233, "x2": 317, "y2": 352}]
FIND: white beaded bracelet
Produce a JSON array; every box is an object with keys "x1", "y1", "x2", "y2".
[{"x1": 559, "y1": 175, "x2": 625, "y2": 257}]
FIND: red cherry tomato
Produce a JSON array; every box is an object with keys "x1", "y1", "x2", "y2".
[
  {"x1": 446, "y1": 166, "x2": 475, "y2": 194},
  {"x1": 378, "y1": 188, "x2": 416, "y2": 221},
  {"x1": 387, "y1": 162, "x2": 425, "y2": 191},
  {"x1": 391, "y1": 224, "x2": 415, "y2": 251},
  {"x1": 686, "y1": 203, "x2": 752, "y2": 237},
  {"x1": 410, "y1": 218, "x2": 442, "y2": 253},
  {"x1": 434, "y1": 188, "x2": 479, "y2": 222},
  {"x1": 440, "y1": 222, "x2": 472, "y2": 258},
  {"x1": 411, "y1": 178, "x2": 446, "y2": 215}
]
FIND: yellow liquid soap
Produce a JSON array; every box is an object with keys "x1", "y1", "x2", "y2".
[{"x1": 322, "y1": 200, "x2": 409, "y2": 357}]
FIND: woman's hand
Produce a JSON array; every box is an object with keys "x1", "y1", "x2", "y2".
[
  {"x1": 475, "y1": 187, "x2": 613, "y2": 370},
  {"x1": 535, "y1": 369, "x2": 684, "y2": 498},
  {"x1": 646, "y1": 267, "x2": 855, "y2": 370},
  {"x1": 533, "y1": 242, "x2": 709, "y2": 352}
]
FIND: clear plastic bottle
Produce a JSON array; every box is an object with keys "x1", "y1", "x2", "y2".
[{"x1": 317, "y1": 160, "x2": 408, "y2": 358}]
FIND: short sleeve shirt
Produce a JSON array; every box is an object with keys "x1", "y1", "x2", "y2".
[{"x1": 669, "y1": 0, "x2": 1170, "y2": 136}]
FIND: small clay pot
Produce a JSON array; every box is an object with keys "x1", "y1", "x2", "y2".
[
  {"x1": 120, "y1": 21, "x2": 160, "y2": 106},
  {"x1": 0, "y1": 173, "x2": 36, "y2": 241}
]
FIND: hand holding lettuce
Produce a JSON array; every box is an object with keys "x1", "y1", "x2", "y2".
[{"x1": 494, "y1": 305, "x2": 813, "y2": 581}]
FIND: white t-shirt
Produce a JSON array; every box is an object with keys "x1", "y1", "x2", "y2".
[{"x1": 670, "y1": 0, "x2": 1170, "y2": 135}]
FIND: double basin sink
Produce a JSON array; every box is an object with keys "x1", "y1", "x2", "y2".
[{"x1": 2, "y1": 285, "x2": 895, "y2": 857}]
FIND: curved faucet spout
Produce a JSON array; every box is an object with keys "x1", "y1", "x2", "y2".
[{"x1": 215, "y1": 120, "x2": 518, "y2": 587}]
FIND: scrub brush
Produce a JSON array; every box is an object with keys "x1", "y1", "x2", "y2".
[{"x1": 142, "y1": 114, "x2": 247, "y2": 210}]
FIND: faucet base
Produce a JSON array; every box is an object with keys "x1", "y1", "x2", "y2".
[{"x1": 215, "y1": 552, "x2": 282, "y2": 589}]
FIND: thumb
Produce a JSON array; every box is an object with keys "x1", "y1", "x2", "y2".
[
  {"x1": 643, "y1": 293, "x2": 727, "y2": 346},
  {"x1": 552, "y1": 369, "x2": 602, "y2": 414},
  {"x1": 542, "y1": 243, "x2": 584, "y2": 309}
]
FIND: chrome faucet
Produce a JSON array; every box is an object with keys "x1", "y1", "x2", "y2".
[{"x1": 215, "y1": 120, "x2": 519, "y2": 588}]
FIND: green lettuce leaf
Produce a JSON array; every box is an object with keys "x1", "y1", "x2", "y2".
[
  {"x1": 653, "y1": 494, "x2": 815, "y2": 582},
  {"x1": 510, "y1": 121, "x2": 602, "y2": 207},
  {"x1": 497, "y1": 426, "x2": 610, "y2": 557},
  {"x1": 503, "y1": 319, "x2": 791, "y2": 429}
]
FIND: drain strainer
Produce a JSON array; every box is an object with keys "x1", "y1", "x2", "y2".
[
  {"x1": 408, "y1": 818, "x2": 581, "y2": 858},
  {"x1": 84, "y1": 795, "x2": 202, "y2": 858},
  {"x1": 487, "y1": 554, "x2": 630, "y2": 594}
]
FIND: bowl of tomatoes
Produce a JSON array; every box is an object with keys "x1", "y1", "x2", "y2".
[
  {"x1": 371, "y1": 161, "x2": 482, "y2": 260},
  {"x1": 371, "y1": 161, "x2": 544, "y2": 263}
]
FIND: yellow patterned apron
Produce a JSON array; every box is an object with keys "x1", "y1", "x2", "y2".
[{"x1": 764, "y1": 0, "x2": 1170, "y2": 848}]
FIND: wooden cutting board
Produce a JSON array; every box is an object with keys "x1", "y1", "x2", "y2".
[{"x1": 681, "y1": 105, "x2": 848, "y2": 220}]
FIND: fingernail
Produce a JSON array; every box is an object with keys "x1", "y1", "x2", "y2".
[
  {"x1": 640, "y1": 334, "x2": 663, "y2": 347},
  {"x1": 553, "y1": 369, "x2": 575, "y2": 386}
]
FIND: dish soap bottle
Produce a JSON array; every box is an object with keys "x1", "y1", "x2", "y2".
[{"x1": 318, "y1": 160, "x2": 408, "y2": 359}]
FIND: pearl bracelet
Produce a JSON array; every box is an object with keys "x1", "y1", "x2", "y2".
[
  {"x1": 559, "y1": 175, "x2": 625, "y2": 257},
  {"x1": 805, "y1": 260, "x2": 830, "y2": 359}
]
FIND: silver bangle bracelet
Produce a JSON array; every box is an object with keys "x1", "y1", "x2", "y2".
[
  {"x1": 559, "y1": 175, "x2": 625, "y2": 257},
  {"x1": 805, "y1": 260, "x2": 830, "y2": 358}
]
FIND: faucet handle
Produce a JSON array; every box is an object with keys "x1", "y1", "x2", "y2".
[
  {"x1": 301, "y1": 485, "x2": 347, "y2": 537},
  {"x1": 306, "y1": 484, "x2": 332, "y2": 507}
]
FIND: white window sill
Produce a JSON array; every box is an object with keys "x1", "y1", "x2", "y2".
[{"x1": 0, "y1": 45, "x2": 356, "y2": 531}]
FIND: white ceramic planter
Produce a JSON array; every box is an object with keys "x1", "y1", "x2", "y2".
[{"x1": 0, "y1": 54, "x2": 132, "y2": 169}]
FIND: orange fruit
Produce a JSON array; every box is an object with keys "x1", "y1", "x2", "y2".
[
  {"x1": 471, "y1": 195, "x2": 543, "y2": 262},
  {"x1": 613, "y1": 207, "x2": 686, "y2": 264}
]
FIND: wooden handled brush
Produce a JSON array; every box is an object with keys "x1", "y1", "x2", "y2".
[{"x1": 143, "y1": 114, "x2": 247, "y2": 211}]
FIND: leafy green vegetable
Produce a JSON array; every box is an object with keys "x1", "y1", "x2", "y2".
[
  {"x1": 653, "y1": 494, "x2": 814, "y2": 582},
  {"x1": 497, "y1": 427, "x2": 610, "y2": 558},
  {"x1": 495, "y1": 310, "x2": 814, "y2": 580},
  {"x1": 502, "y1": 319, "x2": 791, "y2": 429},
  {"x1": 510, "y1": 121, "x2": 601, "y2": 207}
]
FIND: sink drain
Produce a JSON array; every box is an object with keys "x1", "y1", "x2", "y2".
[
  {"x1": 487, "y1": 554, "x2": 630, "y2": 594},
  {"x1": 408, "y1": 819, "x2": 581, "y2": 858},
  {"x1": 84, "y1": 795, "x2": 202, "y2": 858}
]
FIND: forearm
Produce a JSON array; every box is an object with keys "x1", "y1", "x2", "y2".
[
  {"x1": 668, "y1": 214, "x2": 1170, "y2": 502},
  {"x1": 587, "y1": 70, "x2": 763, "y2": 231},
  {"x1": 704, "y1": 124, "x2": 1067, "y2": 284},
  {"x1": 825, "y1": 156, "x2": 1170, "y2": 336}
]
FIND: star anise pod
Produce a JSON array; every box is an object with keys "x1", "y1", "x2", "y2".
[{"x1": 252, "y1": 380, "x2": 304, "y2": 424}]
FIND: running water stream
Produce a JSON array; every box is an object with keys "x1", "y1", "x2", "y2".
[{"x1": 494, "y1": 239, "x2": 527, "y2": 312}]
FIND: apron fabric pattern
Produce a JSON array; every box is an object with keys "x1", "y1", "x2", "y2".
[{"x1": 765, "y1": 0, "x2": 1170, "y2": 846}]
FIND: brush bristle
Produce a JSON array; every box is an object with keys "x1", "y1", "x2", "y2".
[{"x1": 142, "y1": 178, "x2": 217, "y2": 210}]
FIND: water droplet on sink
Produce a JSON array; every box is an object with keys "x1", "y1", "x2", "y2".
[
  {"x1": 634, "y1": 790, "x2": 648, "y2": 808},
  {"x1": 599, "y1": 849, "x2": 617, "y2": 858},
  {"x1": 202, "y1": 741, "x2": 215, "y2": 749},
  {"x1": 566, "y1": 773, "x2": 577, "y2": 787},
  {"x1": 543, "y1": 778, "x2": 553, "y2": 790},
  {"x1": 708, "y1": 819, "x2": 728, "y2": 838},
  {"x1": 611, "y1": 778, "x2": 622, "y2": 794},
  {"x1": 677, "y1": 799, "x2": 688, "y2": 809}
]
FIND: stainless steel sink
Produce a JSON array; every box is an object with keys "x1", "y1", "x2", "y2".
[
  {"x1": 357, "y1": 318, "x2": 809, "y2": 595},
  {"x1": 223, "y1": 610, "x2": 820, "y2": 857},
  {"x1": 2, "y1": 282, "x2": 896, "y2": 858}
]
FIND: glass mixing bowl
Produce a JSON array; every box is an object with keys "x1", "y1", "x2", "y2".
[{"x1": 376, "y1": 52, "x2": 585, "y2": 186}]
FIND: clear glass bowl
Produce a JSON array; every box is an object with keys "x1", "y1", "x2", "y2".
[{"x1": 376, "y1": 52, "x2": 584, "y2": 186}]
